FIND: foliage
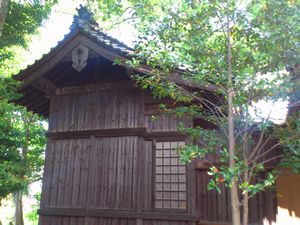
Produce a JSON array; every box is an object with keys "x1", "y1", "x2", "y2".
[
  {"x1": 1, "y1": 0, "x2": 53, "y2": 47},
  {"x1": 92, "y1": 0, "x2": 300, "y2": 224},
  {"x1": 0, "y1": 101, "x2": 23, "y2": 200},
  {"x1": 0, "y1": 0, "x2": 53, "y2": 207},
  {"x1": 26, "y1": 192, "x2": 41, "y2": 225},
  {"x1": 0, "y1": 95, "x2": 46, "y2": 200},
  {"x1": 0, "y1": 78, "x2": 46, "y2": 225},
  {"x1": 0, "y1": 0, "x2": 56, "y2": 77},
  {"x1": 277, "y1": 112, "x2": 300, "y2": 173},
  {"x1": 0, "y1": 2, "x2": 55, "y2": 225}
]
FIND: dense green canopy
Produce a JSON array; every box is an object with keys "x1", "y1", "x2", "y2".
[
  {"x1": 89, "y1": 1, "x2": 299, "y2": 224},
  {"x1": 0, "y1": 0, "x2": 54, "y2": 202}
]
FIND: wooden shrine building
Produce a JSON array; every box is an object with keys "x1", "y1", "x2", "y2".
[{"x1": 13, "y1": 6, "x2": 300, "y2": 225}]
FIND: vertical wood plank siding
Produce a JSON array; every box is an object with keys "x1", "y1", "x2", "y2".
[
  {"x1": 41, "y1": 85, "x2": 200, "y2": 225},
  {"x1": 40, "y1": 78, "x2": 277, "y2": 225},
  {"x1": 48, "y1": 89, "x2": 144, "y2": 132},
  {"x1": 143, "y1": 220, "x2": 191, "y2": 225},
  {"x1": 195, "y1": 170, "x2": 277, "y2": 224},
  {"x1": 39, "y1": 216, "x2": 85, "y2": 225},
  {"x1": 144, "y1": 140, "x2": 154, "y2": 211},
  {"x1": 145, "y1": 114, "x2": 192, "y2": 132},
  {"x1": 41, "y1": 137, "x2": 140, "y2": 210},
  {"x1": 40, "y1": 217, "x2": 194, "y2": 225},
  {"x1": 90, "y1": 217, "x2": 136, "y2": 225}
]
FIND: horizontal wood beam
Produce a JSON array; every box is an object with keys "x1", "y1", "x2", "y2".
[
  {"x1": 198, "y1": 221, "x2": 230, "y2": 225},
  {"x1": 193, "y1": 161, "x2": 224, "y2": 169},
  {"x1": 47, "y1": 127, "x2": 148, "y2": 139},
  {"x1": 55, "y1": 81, "x2": 138, "y2": 96},
  {"x1": 39, "y1": 208, "x2": 199, "y2": 221},
  {"x1": 16, "y1": 92, "x2": 46, "y2": 108},
  {"x1": 144, "y1": 131, "x2": 186, "y2": 140},
  {"x1": 166, "y1": 73, "x2": 220, "y2": 93},
  {"x1": 47, "y1": 128, "x2": 186, "y2": 140},
  {"x1": 193, "y1": 161, "x2": 278, "y2": 169},
  {"x1": 32, "y1": 76, "x2": 57, "y2": 96},
  {"x1": 127, "y1": 63, "x2": 220, "y2": 93}
]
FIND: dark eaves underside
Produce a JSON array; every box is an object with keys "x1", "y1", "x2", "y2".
[{"x1": 12, "y1": 5, "x2": 221, "y2": 118}]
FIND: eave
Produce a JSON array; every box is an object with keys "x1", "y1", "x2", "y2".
[{"x1": 13, "y1": 29, "x2": 133, "y2": 118}]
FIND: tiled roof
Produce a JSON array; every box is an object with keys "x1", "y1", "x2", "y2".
[
  {"x1": 70, "y1": 5, "x2": 133, "y2": 54},
  {"x1": 14, "y1": 5, "x2": 133, "y2": 80}
]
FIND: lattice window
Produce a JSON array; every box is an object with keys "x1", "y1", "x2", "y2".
[{"x1": 154, "y1": 141, "x2": 187, "y2": 210}]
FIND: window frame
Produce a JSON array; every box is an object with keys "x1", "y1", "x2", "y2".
[{"x1": 152, "y1": 137, "x2": 188, "y2": 212}]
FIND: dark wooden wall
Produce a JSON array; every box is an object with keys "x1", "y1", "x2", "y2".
[
  {"x1": 48, "y1": 89, "x2": 144, "y2": 132},
  {"x1": 39, "y1": 83, "x2": 196, "y2": 225},
  {"x1": 40, "y1": 216, "x2": 192, "y2": 225},
  {"x1": 38, "y1": 57, "x2": 278, "y2": 225},
  {"x1": 195, "y1": 170, "x2": 277, "y2": 225}
]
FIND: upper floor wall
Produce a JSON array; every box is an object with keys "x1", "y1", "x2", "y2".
[{"x1": 48, "y1": 88, "x2": 145, "y2": 132}]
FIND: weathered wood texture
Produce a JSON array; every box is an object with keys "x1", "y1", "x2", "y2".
[
  {"x1": 39, "y1": 216, "x2": 85, "y2": 225},
  {"x1": 39, "y1": 63, "x2": 278, "y2": 225},
  {"x1": 195, "y1": 170, "x2": 277, "y2": 224},
  {"x1": 89, "y1": 218, "x2": 136, "y2": 225},
  {"x1": 144, "y1": 93, "x2": 192, "y2": 132},
  {"x1": 14, "y1": 14, "x2": 280, "y2": 224},
  {"x1": 145, "y1": 114, "x2": 192, "y2": 132},
  {"x1": 40, "y1": 84, "x2": 196, "y2": 225},
  {"x1": 47, "y1": 57, "x2": 131, "y2": 88},
  {"x1": 48, "y1": 89, "x2": 144, "y2": 132},
  {"x1": 39, "y1": 216, "x2": 135, "y2": 225},
  {"x1": 39, "y1": 209, "x2": 198, "y2": 221},
  {"x1": 48, "y1": 86, "x2": 191, "y2": 134},
  {"x1": 143, "y1": 220, "x2": 191, "y2": 225},
  {"x1": 193, "y1": 132, "x2": 282, "y2": 167},
  {"x1": 39, "y1": 216, "x2": 195, "y2": 225},
  {"x1": 41, "y1": 136, "x2": 140, "y2": 210}
]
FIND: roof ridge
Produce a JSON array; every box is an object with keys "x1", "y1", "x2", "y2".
[
  {"x1": 70, "y1": 5, "x2": 100, "y2": 32},
  {"x1": 70, "y1": 5, "x2": 133, "y2": 51}
]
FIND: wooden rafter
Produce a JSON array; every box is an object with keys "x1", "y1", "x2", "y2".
[{"x1": 32, "y1": 76, "x2": 57, "y2": 96}]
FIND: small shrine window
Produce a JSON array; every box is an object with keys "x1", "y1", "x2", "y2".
[{"x1": 154, "y1": 141, "x2": 187, "y2": 210}]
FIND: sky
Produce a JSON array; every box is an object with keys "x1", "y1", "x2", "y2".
[
  {"x1": 23, "y1": 0, "x2": 136, "y2": 69},
  {"x1": 250, "y1": 99, "x2": 288, "y2": 124}
]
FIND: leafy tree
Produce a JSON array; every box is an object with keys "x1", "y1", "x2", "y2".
[
  {"x1": 0, "y1": 77, "x2": 22, "y2": 202},
  {"x1": 12, "y1": 108, "x2": 46, "y2": 225},
  {"x1": 276, "y1": 67, "x2": 300, "y2": 173},
  {"x1": 0, "y1": 1, "x2": 56, "y2": 224},
  {"x1": 0, "y1": 0, "x2": 8, "y2": 37},
  {"x1": 0, "y1": 0, "x2": 56, "y2": 76},
  {"x1": 0, "y1": 79, "x2": 46, "y2": 225},
  {"x1": 91, "y1": 1, "x2": 299, "y2": 224},
  {"x1": 0, "y1": 100, "x2": 23, "y2": 202},
  {"x1": 26, "y1": 192, "x2": 41, "y2": 225}
]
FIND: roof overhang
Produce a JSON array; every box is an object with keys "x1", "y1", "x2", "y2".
[
  {"x1": 15, "y1": 29, "x2": 131, "y2": 87},
  {"x1": 13, "y1": 29, "x2": 135, "y2": 117},
  {"x1": 13, "y1": 28, "x2": 221, "y2": 118}
]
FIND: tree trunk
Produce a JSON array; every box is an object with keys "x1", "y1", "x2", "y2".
[
  {"x1": 13, "y1": 117, "x2": 30, "y2": 225},
  {"x1": 227, "y1": 1, "x2": 241, "y2": 225},
  {"x1": 242, "y1": 169, "x2": 249, "y2": 225},
  {"x1": 14, "y1": 191, "x2": 24, "y2": 225},
  {"x1": 0, "y1": 198, "x2": 2, "y2": 225},
  {"x1": 0, "y1": 0, "x2": 9, "y2": 37},
  {"x1": 228, "y1": 90, "x2": 241, "y2": 225}
]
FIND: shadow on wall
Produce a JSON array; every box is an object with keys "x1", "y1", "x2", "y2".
[
  {"x1": 277, "y1": 170, "x2": 300, "y2": 218},
  {"x1": 197, "y1": 169, "x2": 300, "y2": 225},
  {"x1": 196, "y1": 169, "x2": 278, "y2": 225},
  {"x1": 267, "y1": 170, "x2": 300, "y2": 225}
]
